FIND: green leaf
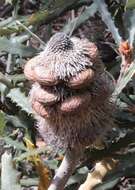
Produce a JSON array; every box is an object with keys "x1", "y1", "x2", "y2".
[
  {"x1": 77, "y1": 167, "x2": 89, "y2": 174},
  {"x1": 45, "y1": 159, "x2": 59, "y2": 170},
  {"x1": 94, "y1": 178, "x2": 120, "y2": 190},
  {"x1": 0, "y1": 17, "x2": 14, "y2": 27},
  {"x1": 15, "y1": 146, "x2": 46, "y2": 161},
  {"x1": 5, "y1": 115, "x2": 27, "y2": 129},
  {"x1": 62, "y1": 3, "x2": 98, "y2": 35},
  {"x1": 129, "y1": 94, "x2": 135, "y2": 102},
  {"x1": 129, "y1": 10, "x2": 135, "y2": 45},
  {"x1": 94, "y1": 0, "x2": 122, "y2": 45},
  {"x1": 5, "y1": 0, "x2": 13, "y2": 4},
  {"x1": 126, "y1": 0, "x2": 135, "y2": 9},
  {"x1": 7, "y1": 88, "x2": 33, "y2": 114},
  {"x1": 0, "y1": 111, "x2": 6, "y2": 136},
  {"x1": 9, "y1": 74, "x2": 26, "y2": 85},
  {"x1": 0, "y1": 83, "x2": 7, "y2": 102},
  {"x1": 3, "y1": 137, "x2": 27, "y2": 151},
  {"x1": 1, "y1": 152, "x2": 21, "y2": 190},
  {"x1": 113, "y1": 60, "x2": 135, "y2": 101},
  {"x1": 20, "y1": 178, "x2": 38, "y2": 187},
  {"x1": 0, "y1": 37, "x2": 37, "y2": 57}
]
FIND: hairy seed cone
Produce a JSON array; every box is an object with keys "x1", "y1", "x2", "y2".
[{"x1": 24, "y1": 33, "x2": 115, "y2": 150}]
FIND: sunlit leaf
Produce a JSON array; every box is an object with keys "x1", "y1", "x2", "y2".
[
  {"x1": 0, "y1": 37, "x2": 37, "y2": 57},
  {"x1": 5, "y1": 114, "x2": 27, "y2": 129},
  {"x1": 124, "y1": 9, "x2": 135, "y2": 45},
  {"x1": 1, "y1": 152, "x2": 21, "y2": 190},
  {"x1": 7, "y1": 88, "x2": 33, "y2": 114},
  {"x1": 20, "y1": 178, "x2": 38, "y2": 187}
]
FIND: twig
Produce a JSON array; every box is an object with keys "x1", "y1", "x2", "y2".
[
  {"x1": 48, "y1": 148, "x2": 83, "y2": 190},
  {"x1": 69, "y1": 7, "x2": 84, "y2": 37},
  {"x1": 16, "y1": 21, "x2": 46, "y2": 46}
]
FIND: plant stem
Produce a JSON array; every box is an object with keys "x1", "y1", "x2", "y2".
[{"x1": 48, "y1": 148, "x2": 83, "y2": 190}]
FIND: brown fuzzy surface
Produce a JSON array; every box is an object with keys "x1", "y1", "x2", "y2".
[
  {"x1": 24, "y1": 33, "x2": 115, "y2": 151},
  {"x1": 33, "y1": 73, "x2": 115, "y2": 150}
]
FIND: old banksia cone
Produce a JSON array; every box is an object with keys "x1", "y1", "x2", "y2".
[{"x1": 24, "y1": 32, "x2": 115, "y2": 150}]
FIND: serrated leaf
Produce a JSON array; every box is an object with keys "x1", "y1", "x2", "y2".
[
  {"x1": 5, "y1": 114, "x2": 27, "y2": 129},
  {"x1": 15, "y1": 146, "x2": 46, "y2": 161},
  {"x1": 62, "y1": 3, "x2": 98, "y2": 34},
  {"x1": 95, "y1": 0, "x2": 122, "y2": 45},
  {"x1": 1, "y1": 152, "x2": 21, "y2": 190},
  {"x1": 0, "y1": 37, "x2": 37, "y2": 57},
  {"x1": 7, "y1": 88, "x2": 32, "y2": 114},
  {"x1": 9, "y1": 74, "x2": 26, "y2": 85},
  {"x1": 113, "y1": 60, "x2": 135, "y2": 100},
  {"x1": 77, "y1": 167, "x2": 89, "y2": 175},
  {"x1": 3, "y1": 137, "x2": 27, "y2": 151}
]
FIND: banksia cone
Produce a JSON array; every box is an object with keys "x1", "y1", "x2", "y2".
[{"x1": 24, "y1": 32, "x2": 115, "y2": 150}]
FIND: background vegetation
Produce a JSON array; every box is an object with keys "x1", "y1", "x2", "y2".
[{"x1": 1, "y1": 0, "x2": 135, "y2": 189}]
